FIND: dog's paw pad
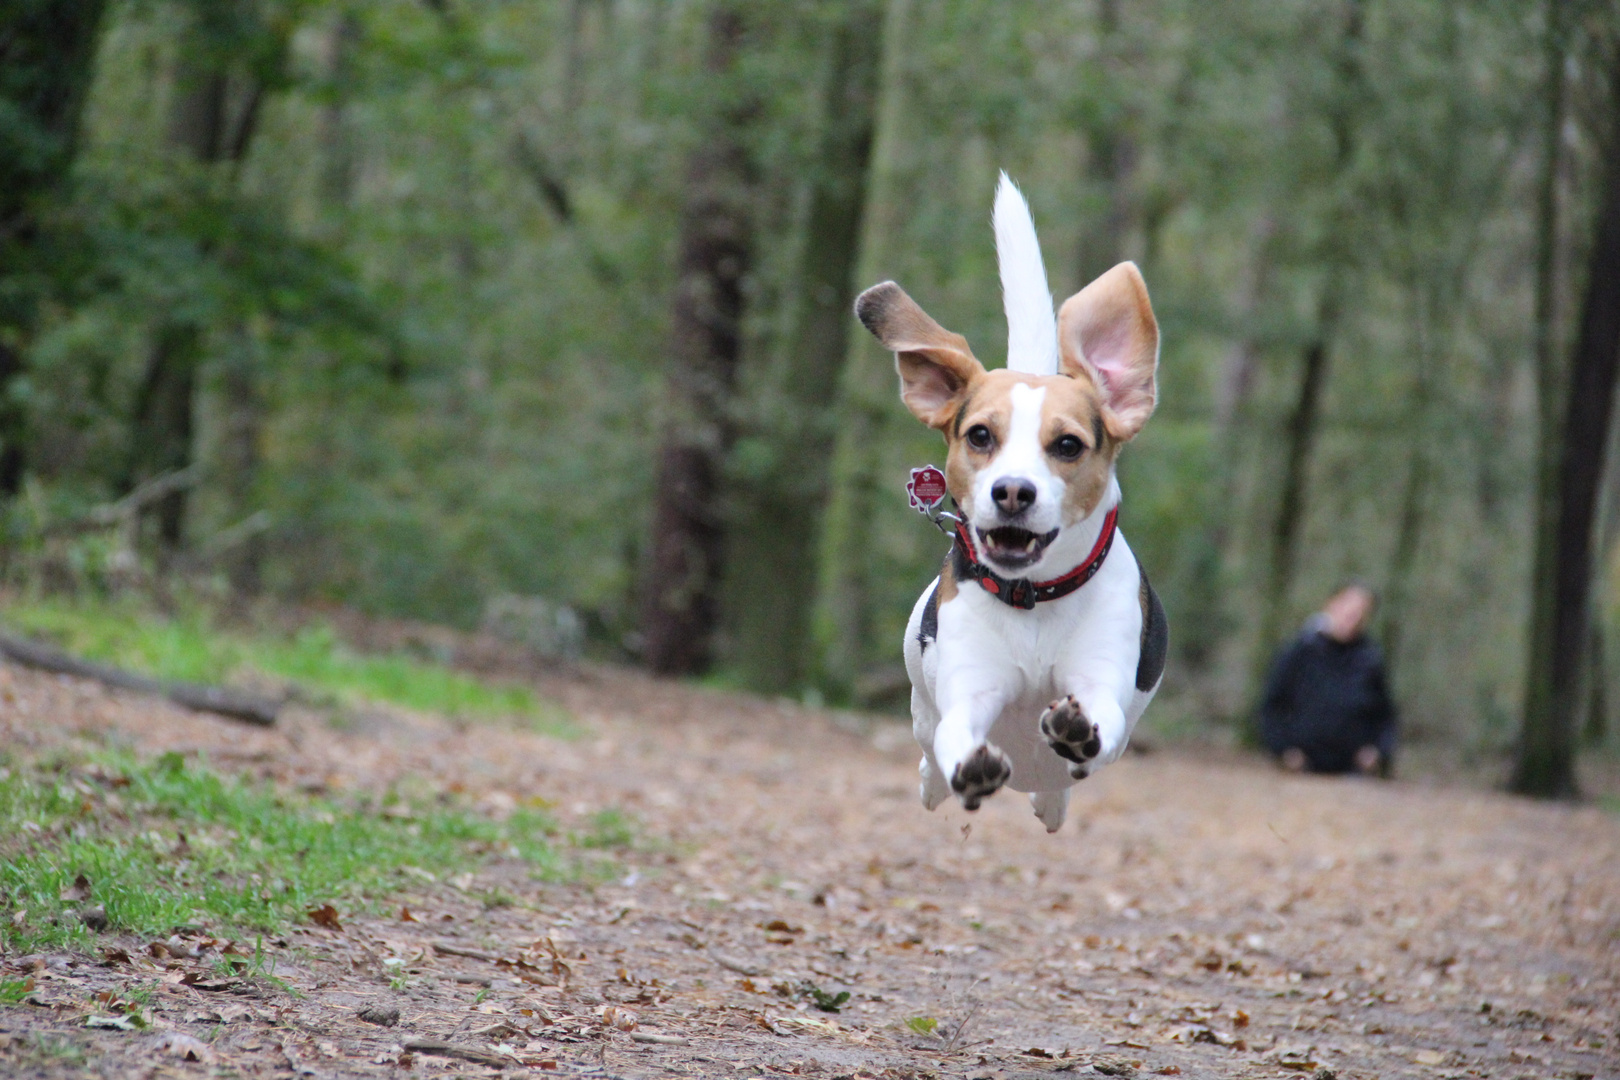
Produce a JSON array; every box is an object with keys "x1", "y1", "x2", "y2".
[
  {"x1": 951, "y1": 744, "x2": 1011, "y2": 811},
  {"x1": 1041, "y1": 695, "x2": 1102, "y2": 773}
]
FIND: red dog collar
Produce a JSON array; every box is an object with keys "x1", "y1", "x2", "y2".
[{"x1": 952, "y1": 506, "x2": 1119, "y2": 610}]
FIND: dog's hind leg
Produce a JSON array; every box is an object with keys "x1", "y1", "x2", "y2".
[
  {"x1": 920, "y1": 754, "x2": 951, "y2": 810},
  {"x1": 1029, "y1": 789, "x2": 1069, "y2": 833}
]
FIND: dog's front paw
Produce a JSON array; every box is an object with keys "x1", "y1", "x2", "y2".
[
  {"x1": 1040, "y1": 695, "x2": 1102, "y2": 779},
  {"x1": 951, "y1": 743, "x2": 1011, "y2": 811}
]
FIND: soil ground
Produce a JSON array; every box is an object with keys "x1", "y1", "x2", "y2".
[{"x1": 1, "y1": 651, "x2": 1617, "y2": 1080}]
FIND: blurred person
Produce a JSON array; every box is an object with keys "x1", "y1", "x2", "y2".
[{"x1": 1260, "y1": 583, "x2": 1396, "y2": 776}]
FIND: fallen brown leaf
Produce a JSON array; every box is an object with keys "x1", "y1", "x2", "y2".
[
  {"x1": 306, "y1": 903, "x2": 343, "y2": 930},
  {"x1": 59, "y1": 874, "x2": 91, "y2": 903},
  {"x1": 156, "y1": 1032, "x2": 214, "y2": 1062},
  {"x1": 760, "y1": 920, "x2": 803, "y2": 933}
]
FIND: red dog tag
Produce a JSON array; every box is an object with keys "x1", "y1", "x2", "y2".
[{"x1": 907, "y1": 466, "x2": 948, "y2": 514}]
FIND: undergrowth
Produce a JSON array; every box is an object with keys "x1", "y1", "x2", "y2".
[
  {"x1": 0, "y1": 750, "x2": 577, "y2": 952},
  {"x1": 0, "y1": 594, "x2": 573, "y2": 734}
]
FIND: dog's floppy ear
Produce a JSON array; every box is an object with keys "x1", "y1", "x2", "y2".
[
  {"x1": 1057, "y1": 262, "x2": 1159, "y2": 441},
  {"x1": 855, "y1": 281, "x2": 983, "y2": 430}
]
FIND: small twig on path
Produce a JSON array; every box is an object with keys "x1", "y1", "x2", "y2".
[
  {"x1": 0, "y1": 628, "x2": 279, "y2": 726},
  {"x1": 402, "y1": 1039, "x2": 512, "y2": 1069},
  {"x1": 629, "y1": 1032, "x2": 687, "y2": 1045},
  {"x1": 941, "y1": 1000, "x2": 984, "y2": 1055},
  {"x1": 432, "y1": 941, "x2": 499, "y2": 962},
  {"x1": 711, "y1": 953, "x2": 762, "y2": 977}
]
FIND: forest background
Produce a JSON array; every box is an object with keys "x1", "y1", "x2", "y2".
[{"x1": 3, "y1": 0, "x2": 1619, "y2": 796}]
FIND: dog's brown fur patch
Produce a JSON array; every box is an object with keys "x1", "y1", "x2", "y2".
[
  {"x1": 937, "y1": 549, "x2": 958, "y2": 604},
  {"x1": 943, "y1": 369, "x2": 1118, "y2": 527}
]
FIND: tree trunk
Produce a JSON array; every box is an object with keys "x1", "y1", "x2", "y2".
[
  {"x1": 0, "y1": 0, "x2": 110, "y2": 497},
  {"x1": 1265, "y1": 327, "x2": 1332, "y2": 605},
  {"x1": 216, "y1": 328, "x2": 265, "y2": 593},
  {"x1": 1512, "y1": 54, "x2": 1620, "y2": 799},
  {"x1": 813, "y1": 0, "x2": 916, "y2": 696},
  {"x1": 128, "y1": 14, "x2": 277, "y2": 561},
  {"x1": 1251, "y1": 0, "x2": 1365, "y2": 697},
  {"x1": 1584, "y1": 620, "x2": 1608, "y2": 746},
  {"x1": 0, "y1": 342, "x2": 25, "y2": 497},
  {"x1": 1380, "y1": 297, "x2": 1436, "y2": 674},
  {"x1": 1179, "y1": 215, "x2": 1275, "y2": 674},
  {"x1": 724, "y1": 0, "x2": 884, "y2": 694},
  {"x1": 1515, "y1": 0, "x2": 1569, "y2": 793},
  {"x1": 123, "y1": 58, "x2": 231, "y2": 555},
  {"x1": 126, "y1": 324, "x2": 200, "y2": 551},
  {"x1": 317, "y1": 8, "x2": 361, "y2": 213},
  {"x1": 638, "y1": 4, "x2": 755, "y2": 676}
]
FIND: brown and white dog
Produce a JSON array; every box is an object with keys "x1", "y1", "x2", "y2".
[{"x1": 854, "y1": 173, "x2": 1168, "y2": 833}]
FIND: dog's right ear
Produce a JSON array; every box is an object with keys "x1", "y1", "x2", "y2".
[{"x1": 855, "y1": 282, "x2": 983, "y2": 430}]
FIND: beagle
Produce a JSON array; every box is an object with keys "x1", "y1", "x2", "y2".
[{"x1": 854, "y1": 173, "x2": 1168, "y2": 833}]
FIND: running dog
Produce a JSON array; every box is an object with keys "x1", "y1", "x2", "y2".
[{"x1": 853, "y1": 173, "x2": 1168, "y2": 833}]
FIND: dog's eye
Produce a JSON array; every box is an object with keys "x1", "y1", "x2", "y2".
[
  {"x1": 1051, "y1": 434, "x2": 1085, "y2": 461},
  {"x1": 965, "y1": 425, "x2": 994, "y2": 451}
]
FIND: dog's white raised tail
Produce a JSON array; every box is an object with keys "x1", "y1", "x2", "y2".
[{"x1": 993, "y1": 172, "x2": 1059, "y2": 376}]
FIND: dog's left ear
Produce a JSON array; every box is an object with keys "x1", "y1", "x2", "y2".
[
  {"x1": 855, "y1": 281, "x2": 984, "y2": 430},
  {"x1": 1057, "y1": 262, "x2": 1159, "y2": 442}
]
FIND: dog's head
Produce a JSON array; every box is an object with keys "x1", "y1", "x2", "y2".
[{"x1": 855, "y1": 261, "x2": 1158, "y2": 576}]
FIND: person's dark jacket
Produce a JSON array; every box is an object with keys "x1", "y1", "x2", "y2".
[{"x1": 1260, "y1": 624, "x2": 1397, "y2": 773}]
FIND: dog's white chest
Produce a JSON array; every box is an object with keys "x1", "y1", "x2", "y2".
[
  {"x1": 987, "y1": 683, "x2": 1079, "y2": 792},
  {"x1": 903, "y1": 530, "x2": 1155, "y2": 798}
]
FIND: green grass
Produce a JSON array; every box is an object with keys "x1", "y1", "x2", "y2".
[
  {"x1": 0, "y1": 977, "x2": 34, "y2": 1005},
  {"x1": 575, "y1": 808, "x2": 635, "y2": 849},
  {"x1": 0, "y1": 750, "x2": 573, "y2": 952},
  {"x1": 0, "y1": 595, "x2": 573, "y2": 734}
]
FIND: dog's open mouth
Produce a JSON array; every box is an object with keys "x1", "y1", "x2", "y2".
[{"x1": 978, "y1": 525, "x2": 1060, "y2": 571}]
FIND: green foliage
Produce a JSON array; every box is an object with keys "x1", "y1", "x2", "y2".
[
  {"x1": 806, "y1": 985, "x2": 851, "y2": 1013},
  {"x1": 574, "y1": 808, "x2": 635, "y2": 850},
  {"x1": 905, "y1": 1015, "x2": 940, "y2": 1036},
  {"x1": 0, "y1": 750, "x2": 572, "y2": 951},
  {"x1": 3, "y1": 0, "x2": 1616, "y2": 753},
  {"x1": 785, "y1": 979, "x2": 850, "y2": 1012},
  {"x1": 0, "y1": 594, "x2": 573, "y2": 733}
]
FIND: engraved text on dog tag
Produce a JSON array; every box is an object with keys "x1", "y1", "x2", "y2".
[{"x1": 907, "y1": 466, "x2": 948, "y2": 514}]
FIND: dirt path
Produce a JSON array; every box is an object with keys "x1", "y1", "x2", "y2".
[{"x1": 2, "y1": 657, "x2": 1618, "y2": 1080}]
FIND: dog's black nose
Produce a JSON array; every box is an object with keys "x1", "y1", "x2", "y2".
[{"x1": 991, "y1": 477, "x2": 1037, "y2": 515}]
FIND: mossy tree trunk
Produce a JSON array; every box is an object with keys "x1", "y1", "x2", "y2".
[
  {"x1": 0, "y1": 0, "x2": 110, "y2": 498},
  {"x1": 724, "y1": 0, "x2": 885, "y2": 694},
  {"x1": 1251, "y1": 0, "x2": 1367, "y2": 709},
  {"x1": 127, "y1": 4, "x2": 280, "y2": 564},
  {"x1": 638, "y1": 2, "x2": 757, "y2": 676},
  {"x1": 813, "y1": 0, "x2": 917, "y2": 697},
  {"x1": 1513, "y1": 45, "x2": 1620, "y2": 799}
]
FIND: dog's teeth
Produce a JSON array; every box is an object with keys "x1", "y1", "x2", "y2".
[{"x1": 1024, "y1": 537, "x2": 1037, "y2": 552}]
